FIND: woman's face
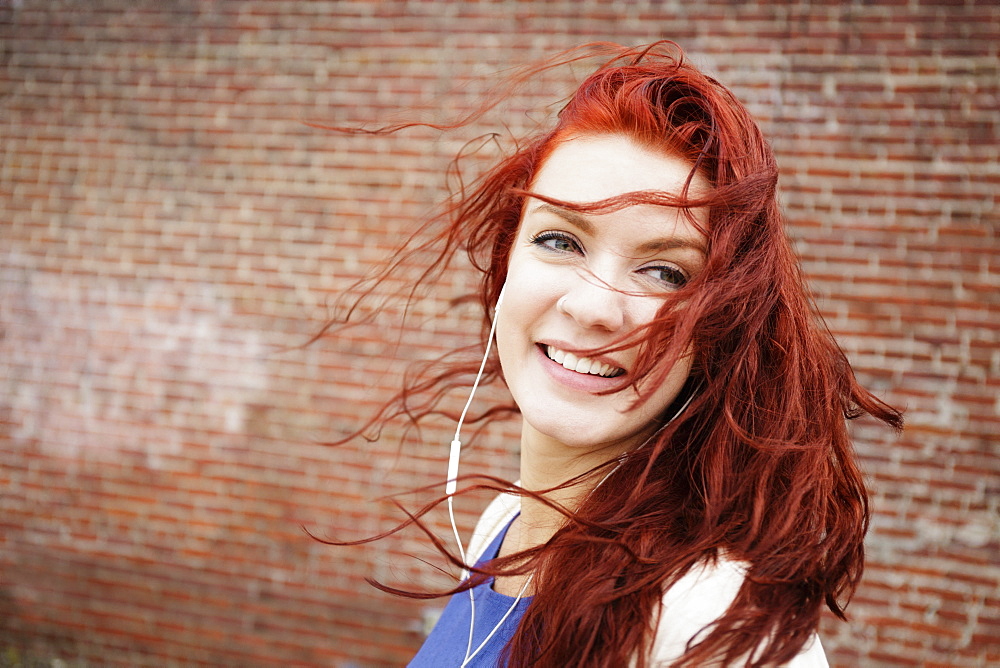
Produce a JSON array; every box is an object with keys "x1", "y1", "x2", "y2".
[{"x1": 496, "y1": 134, "x2": 709, "y2": 456}]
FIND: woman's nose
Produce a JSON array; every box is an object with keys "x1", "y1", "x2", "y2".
[{"x1": 557, "y1": 272, "x2": 626, "y2": 332}]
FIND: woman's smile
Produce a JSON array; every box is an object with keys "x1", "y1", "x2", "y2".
[
  {"x1": 534, "y1": 342, "x2": 629, "y2": 394},
  {"x1": 541, "y1": 344, "x2": 625, "y2": 378}
]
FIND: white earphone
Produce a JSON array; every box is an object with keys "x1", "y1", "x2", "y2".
[{"x1": 445, "y1": 283, "x2": 514, "y2": 666}]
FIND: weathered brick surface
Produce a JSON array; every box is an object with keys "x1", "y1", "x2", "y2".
[{"x1": 1, "y1": 1, "x2": 996, "y2": 666}]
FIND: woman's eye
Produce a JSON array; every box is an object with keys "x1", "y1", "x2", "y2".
[
  {"x1": 531, "y1": 232, "x2": 580, "y2": 254},
  {"x1": 639, "y1": 265, "x2": 688, "y2": 288}
]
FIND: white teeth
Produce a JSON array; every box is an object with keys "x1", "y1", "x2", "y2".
[{"x1": 545, "y1": 345, "x2": 622, "y2": 378}]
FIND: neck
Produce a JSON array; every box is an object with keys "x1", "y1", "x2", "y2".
[
  {"x1": 509, "y1": 422, "x2": 628, "y2": 554},
  {"x1": 491, "y1": 421, "x2": 634, "y2": 595}
]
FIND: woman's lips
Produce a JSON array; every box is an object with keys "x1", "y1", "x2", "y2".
[{"x1": 541, "y1": 344, "x2": 625, "y2": 378}]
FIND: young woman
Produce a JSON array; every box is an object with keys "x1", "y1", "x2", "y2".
[{"x1": 330, "y1": 43, "x2": 901, "y2": 667}]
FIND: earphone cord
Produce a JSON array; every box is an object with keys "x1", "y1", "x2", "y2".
[
  {"x1": 448, "y1": 287, "x2": 504, "y2": 666},
  {"x1": 459, "y1": 570, "x2": 532, "y2": 667},
  {"x1": 452, "y1": 290, "x2": 503, "y2": 448},
  {"x1": 446, "y1": 496, "x2": 475, "y2": 661}
]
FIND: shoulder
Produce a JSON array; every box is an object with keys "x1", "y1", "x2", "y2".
[
  {"x1": 650, "y1": 556, "x2": 746, "y2": 663},
  {"x1": 651, "y1": 556, "x2": 828, "y2": 667}
]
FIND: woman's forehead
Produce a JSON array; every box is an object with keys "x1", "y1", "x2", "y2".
[{"x1": 531, "y1": 134, "x2": 709, "y2": 203}]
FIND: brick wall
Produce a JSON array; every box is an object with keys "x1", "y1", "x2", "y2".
[{"x1": 1, "y1": 1, "x2": 996, "y2": 666}]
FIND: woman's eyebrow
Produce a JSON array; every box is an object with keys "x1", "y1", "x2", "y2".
[
  {"x1": 532, "y1": 203, "x2": 594, "y2": 234},
  {"x1": 635, "y1": 237, "x2": 707, "y2": 256},
  {"x1": 531, "y1": 203, "x2": 707, "y2": 257}
]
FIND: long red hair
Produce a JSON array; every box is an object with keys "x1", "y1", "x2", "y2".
[{"x1": 320, "y1": 42, "x2": 902, "y2": 667}]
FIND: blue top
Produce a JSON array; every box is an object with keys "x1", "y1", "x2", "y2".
[{"x1": 408, "y1": 518, "x2": 529, "y2": 667}]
